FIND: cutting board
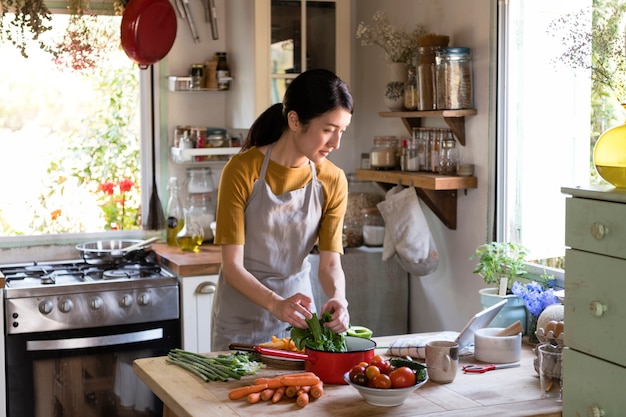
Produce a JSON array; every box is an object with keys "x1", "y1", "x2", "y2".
[{"x1": 152, "y1": 243, "x2": 221, "y2": 276}]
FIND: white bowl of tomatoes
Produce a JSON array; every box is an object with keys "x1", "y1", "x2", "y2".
[{"x1": 343, "y1": 355, "x2": 428, "y2": 407}]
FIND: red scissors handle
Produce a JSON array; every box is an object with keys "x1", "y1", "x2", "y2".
[{"x1": 463, "y1": 363, "x2": 520, "y2": 373}]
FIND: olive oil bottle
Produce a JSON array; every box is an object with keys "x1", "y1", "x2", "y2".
[{"x1": 166, "y1": 177, "x2": 184, "y2": 246}]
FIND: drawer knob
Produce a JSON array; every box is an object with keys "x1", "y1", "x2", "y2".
[
  {"x1": 587, "y1": 404, "x2": 605, "y2": 417},
  {"x1": 589, "y1": 301, "x2": 607, "y2": 317},
  {"x1": 590, "y1": 222, "x2": 608, "y2": 240}
]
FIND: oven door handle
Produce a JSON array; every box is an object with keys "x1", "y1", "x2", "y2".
[{"x1": 26, "y1": 328, "x2": 164, "y2": 351}]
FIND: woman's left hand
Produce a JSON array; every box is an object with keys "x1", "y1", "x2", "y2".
[{"x1": 320, "y1": 298, "x2": 350, "y2": 333}]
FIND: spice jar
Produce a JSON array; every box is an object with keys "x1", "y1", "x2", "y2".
[
  {"x1": 361, "y1": 207, "x2": 385, "y2": 247},
  {"x1": 370, "y1": 136, "x2": 399, "y2": 170},
  {"x1": 439, "y1": 131, "x2": 458, "y2": 175},
  {"x1": 436, "y1": 47, "x2": 473, "y2": 109}
]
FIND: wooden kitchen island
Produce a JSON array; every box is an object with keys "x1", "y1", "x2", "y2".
[{"x1": 133, "y1": 334, "x2": 562, "y2": 417}]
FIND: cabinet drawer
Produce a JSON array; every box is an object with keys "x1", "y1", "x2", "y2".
[
  {"x1": 566, "y1": 197, "x2": 626, "y2": 259},
  {"x1": 565, "y1": 249, "x2": 626, "y2": 366},
  {"x1": 563, "y1": 348, "x2": 626, "y2": 416}
]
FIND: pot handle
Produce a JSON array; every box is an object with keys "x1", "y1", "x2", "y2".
[{"x1": 229, "y1": 343, "x2": 314, "y2": 363}]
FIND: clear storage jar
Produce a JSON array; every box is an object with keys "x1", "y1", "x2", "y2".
[
  {"x1": 187, "y1": 193, "x2": 215, "y2": 241},
  {"x1": 370, "y1": 136, "x2": 399, "y2": 170},
  {"x1": 186, "y1": 167, "x2": 214, "y2": 194},
  {"x1": 361, "y1": 207, "x2": 385, "y2": 247},
  {"x1": 436, "y1": 47, "x2": 474, "y2": 110}
]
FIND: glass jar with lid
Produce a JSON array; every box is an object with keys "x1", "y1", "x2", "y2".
[
  {"x1": 186, "y1": 167, "x2": 214, "y2": 194},
  {"x1": 436, "y1": 47, "x2": 473, "y2": 110},
  {"x1": 361, "y1": 207, "x2": 385, "y2": 247},
  {"x1": 370, "y1": 136, "x2": 399, "y2": 170}
]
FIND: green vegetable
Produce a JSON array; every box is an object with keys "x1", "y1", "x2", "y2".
[
  {"x1": 390, "y1": 357, "x2": 428, "y2": 382},
  {"x1": 166, "y1": 349, "x2": 264, "y2": 382},
  {"x1": 288, "y1": 312, "x2": 347, "y2": 352}
]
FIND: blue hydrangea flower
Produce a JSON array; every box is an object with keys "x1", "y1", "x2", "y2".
[{"x1": 511, "y1": 281, "x2": 559, "y2": 318}]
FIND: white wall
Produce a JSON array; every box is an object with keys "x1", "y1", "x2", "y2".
[{"x1": 346, "y1": 0, "x2": 496, "y2": 333}]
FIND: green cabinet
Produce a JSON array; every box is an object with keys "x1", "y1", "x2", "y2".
[{"x1": 562, "y1": 185, "x2": 626, "y2": 415}]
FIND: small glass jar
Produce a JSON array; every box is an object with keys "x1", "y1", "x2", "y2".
[
  {"x1": 186, "y1": 167, "x2": 214, "y2": 194},
  {"x1": 439, "y1": 131, "x2": 458, "y2": 175},
  {"x1": 343, "y1": 221, "x2": 363, "y2": 248},
  {"x1": 361, "y1": 207, "x2": 385, "y2": 247},
  {"x1": 404, "y1": 66, "x2": 418, "y2": 111},
  {"x1": 370, "y1": 136, "x2": 399, "y2": 170}
]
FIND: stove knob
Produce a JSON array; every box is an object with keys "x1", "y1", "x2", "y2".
[
  {"x1": 138, "y1": 292, "x2": 151, "y2": 306},
  {"x1": 59, "y1": 298, "x2": 73, "y2": 313},
  {"x1": 120, "y1": 294, "x2": 134, "y2": 307},
  {"x1": 90, "y1": 296, "x2": 104, "y2": 310},
  {"x1": 39, "y1": 300, "x2": 54, "y2": 315}
]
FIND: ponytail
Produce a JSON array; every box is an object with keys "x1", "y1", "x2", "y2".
[{"x1": 242, "y1": 103, "x2": 286, "y2": 150}]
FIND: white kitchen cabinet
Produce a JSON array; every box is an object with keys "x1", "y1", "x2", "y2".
[
  {"x1": 562, "y1": 185, "x2": 626, "y2": 415},
  {"x1": 179, "y1": 274, "x2": 218, "y2": 353},
  {"x1": 224, "y1": 0, "x2": 352, "y2": 129}
]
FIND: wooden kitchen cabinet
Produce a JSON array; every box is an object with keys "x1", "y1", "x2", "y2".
[
  {"x1": 562, "y1": 185, "x2": 626, "y2": 415},
  {"x1": 179, "y1": 274, "x2": 218, "y2": 353}
]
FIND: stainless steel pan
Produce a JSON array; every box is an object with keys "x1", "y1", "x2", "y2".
[{"x1": 75, "y1": 237, "x2": 158, "y2": 264}]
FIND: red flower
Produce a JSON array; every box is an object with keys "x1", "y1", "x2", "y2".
[
  {"x1": 119, "y1": 178, "x2": 134, "y2": 193},
  {"x1": 99, "y1": 181, "x2": 116, "y2": 195}
]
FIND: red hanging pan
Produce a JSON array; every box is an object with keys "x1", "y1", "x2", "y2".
[{"x1": 121, "y1": 0, "x2": 177, "y2": 69}]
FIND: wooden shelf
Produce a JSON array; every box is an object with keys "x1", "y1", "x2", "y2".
[
  {"x1": 355, "y1": 169, "x2": 477, "y2": 230},
  {"x1": 379, "y1": 109, "x2": 477, "y2": 145}
]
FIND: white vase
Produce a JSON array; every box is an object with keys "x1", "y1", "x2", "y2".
[{"x1": 384, "y1": 62, "x2": 408, "y2": 111}]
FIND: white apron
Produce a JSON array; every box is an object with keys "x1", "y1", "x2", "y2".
[{"x1": 211, "y1": 145, "x2": 324, "y2": 351}]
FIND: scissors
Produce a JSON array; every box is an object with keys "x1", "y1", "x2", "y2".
[{"x1": 462, "y1": 363, "x2": 520, "y2": 373}]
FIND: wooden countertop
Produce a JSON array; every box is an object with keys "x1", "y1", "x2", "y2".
[
  {"x1": 152, "y1": 243, "x2": 221, "y2": 276},
  {"x1": 133, "y1": 334, "x2": 562, "y2": 417}
]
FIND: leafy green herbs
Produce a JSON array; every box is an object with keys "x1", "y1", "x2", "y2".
[{"x1": 289, "y1": 312, "x2": 347, "y2": 352}]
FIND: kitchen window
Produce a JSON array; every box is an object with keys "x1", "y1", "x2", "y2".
[
  {"x1": 497, "y1": 0, "x2": 619, "y2": 284},
  {"x1": 0, "y1": 8, "x2": 153, "y2": 245}
]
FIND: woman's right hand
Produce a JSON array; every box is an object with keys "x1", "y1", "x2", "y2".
[{"x1": 271, "y1": 293, "x2": 314, "y2": 329}]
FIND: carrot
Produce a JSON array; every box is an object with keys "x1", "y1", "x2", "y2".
[
  {"x1": 310, "y1": 381, "x2": 324, "y2": 399},
  {"x1": 297, "y1": 385, "x2": 311, "y2": 394},
  {"x1": 260, "y1": 388, "x2": 275, "y2": 401},
  {"x1": 285, "y1": 385, "x2": 300, "y2": 398},
  {"x1": 228, "y1": 383, "x2": 269, "y2": 401},
  {"x1": 279, "y1": 375, "x2": 320, "y2": 386},
  {"x1": 254, "y1": 372, "x2": 318, "y2": 389},
  {"x1": 296, "y1": 392, "x2": 309, "y2": 408},
  {"x1": 247, "y1": 392, "x2": 262, "y2": 404},
  {"x1": 272, "y1": 386, "x2": 286, "y2": 403}
]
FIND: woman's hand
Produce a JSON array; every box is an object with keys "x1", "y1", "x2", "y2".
[
  {"x1": 270, "y1": 293, "x2": 314, "y2": 329},
  {"x1": 321, "y1": 298, "x2": 350, "y2": 334}
]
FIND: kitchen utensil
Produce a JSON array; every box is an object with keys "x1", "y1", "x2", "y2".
[
  {"x1": 120, "y1": 0, "x2": 177, "y2": 69},
  {"x1": 208, "y1": 0, "x2": 218, "y2": 39},
  {"x1": 178, "y1": 0, "x2": 200, "y2": 43},
  {"x1": 462, "y1": 363, "x2": 520, "y2": 373},
  {"x1": 111, "y1": 236, "x2": 159, "y2": 256},
  {"x1": 474, "y1": 327, "x2": 522, "y2": 364},
  {"x1": 75, "y1": 239, "x2": 155, "y2": 264},
  {"x1": 495, "y1": 320, "x2": 524, "y2": 337},
  {"x1": 145, "y1": 65, "x2": 166, "y2": 230},
  {"x1": 342, "y1": 371, "x2": 428, "y2": 407},
  {"x1": 229, "y1": 336, "x2": 376, "y2": 384}
]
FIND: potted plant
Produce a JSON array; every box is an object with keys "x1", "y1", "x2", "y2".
[{"x1": 471, "y1": 241, "x2": 529, "y2": 331}]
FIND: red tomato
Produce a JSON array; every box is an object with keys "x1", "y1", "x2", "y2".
[
  {"x1": 370, "y1": 355, "x2": 391, "y2": 374},
  {"x1": 365, "y1": 365, "x2": 381, "y2": 380},
  {"x1": 357, "y1": 361, "x2": 369, "y2": 368},
  {"x1": 352, "y1": 372, "x2": 368, "y2": 386},
  {"x1": 349, "y1": 365, "x2": 366, "y2": 382},
  {"x1": 389, "y1": 366, "x2": 416, "y2": 389},
  {"x1": 372, "y1": 373, "x2": 392, "y2": 389}
]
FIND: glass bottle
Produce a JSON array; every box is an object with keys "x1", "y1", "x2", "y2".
[
  {"x1": 176, "y1": 209, "x2": 204, "y2": 252},
  {"x1": 404, "y1": 66, "x2": 418, "y2": 111},
  {"x1": 417, "y1": 46, "x2": 441, "y2": 110},
  {"x1": 215, "y1": 52, "x2": 230, "y2": 90},
  {"x1": 430, "y1": 129, "x2": 442, "y2": 173},
  {"x1": 439, "y1": 131, "x2": 458, "y2": 175},
  {"x1": 399, "y1": 139, "x2": 409, "y2": 171},
  {"x1": 166, "y1": 177, "x2": 184, "y2": 246}
]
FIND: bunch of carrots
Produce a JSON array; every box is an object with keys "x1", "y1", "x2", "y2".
[
  {"x1": 228, "y1": 372, "x2": 324, "y2": 408},
  {"x1": 258, "y1": 335, "x2": 304, "y2": 352}
]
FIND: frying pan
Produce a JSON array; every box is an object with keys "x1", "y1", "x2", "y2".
[
  {"x1": 121, "y1": 0, "x2": 177, "y2": 69},
  {"x1": 75, "y1": 238, "x2": 157, "y2": 264},
  {"x1": 230, "y1": 336, "x2": 376, "y2": 385}
]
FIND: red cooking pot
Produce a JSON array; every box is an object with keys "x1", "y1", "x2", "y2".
[
  {"x1": 121, "y1": 0, "x2": 177, "y2": 69},
  {"x1": 230, "y1": 336, "x2": 376, "y2": 385}
]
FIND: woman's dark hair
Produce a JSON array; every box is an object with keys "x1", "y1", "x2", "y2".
[{"x1": 242, "y1": 69, "x2": 354, "y2": 150}]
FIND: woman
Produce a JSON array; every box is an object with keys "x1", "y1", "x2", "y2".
[{"x1": 211, "y1": 69, "x2": 353, "y2": 351}]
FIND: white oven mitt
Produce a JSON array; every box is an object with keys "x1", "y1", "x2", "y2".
[{"x1": 377, "y1": 185, "x2": 439, "y2": 275}]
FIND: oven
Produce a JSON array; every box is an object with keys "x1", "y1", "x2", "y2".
[{"x1": 0, "y1": 250, "x2": 180, "y2": 417}]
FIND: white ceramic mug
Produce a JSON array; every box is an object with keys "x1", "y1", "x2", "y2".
[{"x1": 425, "y1": 340, "x2": 459, "y2": 384}]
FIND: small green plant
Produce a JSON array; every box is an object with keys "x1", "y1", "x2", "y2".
[{"x1": 471, "y1": 242, "x2": 528, "y2": 289}]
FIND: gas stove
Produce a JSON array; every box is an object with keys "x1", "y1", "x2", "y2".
[{"x1": 0, "y1": 252, "x2": 179, "y2": 335}]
